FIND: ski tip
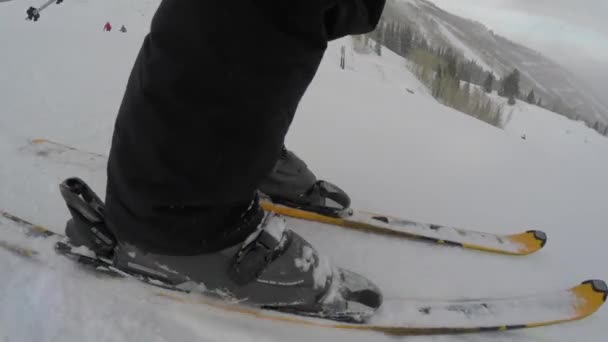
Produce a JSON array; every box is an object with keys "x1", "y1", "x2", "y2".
[
  {"x1": 571, "y1": 280, "x2": 608, "y2": 318},
  {"x1": 581, "y1": 280, "x2": 608, "y2": 302},
  {"x1": 508, "y1": 230, "x2": 547, "y2": 255},
  {"x1": 30, "y1": 138, "x2": 48, "y2": 144},
  {"x1": 526, "y1": 230, "x2": 547, "y2": 247}
]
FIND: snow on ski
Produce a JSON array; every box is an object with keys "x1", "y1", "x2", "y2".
[
  {"x1": 25, "y1": 138, "x2": 547, "y2": 255},
  {"x1": 160, "y1": 280, "x2": 607, "y2": 336},
  {"x1": 0, "y1": 210, "x2": 604, "y2": 336},
  {"x1": 261, "y1": 202, "x2": 546, "y2": 255}
]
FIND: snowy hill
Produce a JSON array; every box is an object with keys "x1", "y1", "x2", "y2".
[
  {"x1": 384, "y1": 0, "x2": 608, "y2": 125},
  {"x1": 1, "y1": 0, "x2": 608, "y2": 341}
]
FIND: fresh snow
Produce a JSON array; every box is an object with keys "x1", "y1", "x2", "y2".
[
  {"x1": 312, "y1": 254, "x2": 333, "y2": 291},
  {"x1": 263, "y1": 214, "x2": 288, "y2": 244},
  {"x1": 294, "y1": 246, "x2": 315, "y2": 273},
  {"x1": 1, "y1": 0, "x2": 608, "y2": 341}
]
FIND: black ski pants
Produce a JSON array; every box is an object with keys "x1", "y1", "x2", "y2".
[{"x1": 105, "y1": 0, "x2": 385, "y2": 255}]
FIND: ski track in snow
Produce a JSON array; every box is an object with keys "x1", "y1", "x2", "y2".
[{"x1": 1, "y1": 0, "x2": 608, "y2": 341}]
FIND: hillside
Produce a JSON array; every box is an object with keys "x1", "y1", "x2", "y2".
[{"x1": 382, "y1": 0, "x2": 608, "y2": 125}]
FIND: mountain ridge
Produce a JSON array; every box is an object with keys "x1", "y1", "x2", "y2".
[{"x1": 384, "y1": 0, "x2": 608, "y2": 125}]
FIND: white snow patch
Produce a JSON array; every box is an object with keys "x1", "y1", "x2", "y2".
[
  {"x1": 263, "y1": 213, "x2": 287, "y2": 242},
  {"x1": 176, "y1": 281, "x2": 207, "y2": 293},
  {"x1": 369, "y1": 287, "x2": 581, "y2": 327},
  {"x1": 312, "y1": 254, "x2": 333, "y2": 290},
  {"x1": 294, "y1": 245, "x2": 315, "y2": 272},
  {"x1": 212, "y1": 288, "x2": 240, "y2": 303},
  {"x1": 70, "y1": 245, "x2": 97, "y2": 258},
  {"x1": 320, "y1": 267, "x2": 343, "y2": 304}
]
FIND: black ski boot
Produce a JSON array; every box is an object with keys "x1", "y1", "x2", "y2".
[
  {"x1": 59, "y1": 178, "x2": 381, "y2": 322},
  {"x1": 260, "y1": 147, "x2": 351, "y2": 217}
]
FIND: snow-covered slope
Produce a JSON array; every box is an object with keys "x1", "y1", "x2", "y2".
[{"x1": 1, "y1": 0, "x2": 608, "y2": 341}]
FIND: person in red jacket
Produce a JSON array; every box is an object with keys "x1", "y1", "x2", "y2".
[{"x1": 103, "y1": 22, "x2": 112, "y2": 31}]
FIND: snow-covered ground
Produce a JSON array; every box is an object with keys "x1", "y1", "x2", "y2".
[{"x1": 1, "y1": 0, "x2": 608, "y2": 341}]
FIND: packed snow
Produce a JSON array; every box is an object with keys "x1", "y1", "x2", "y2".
[{"x1": 1, "y1": 0, "x2": 608, "y2": 341}]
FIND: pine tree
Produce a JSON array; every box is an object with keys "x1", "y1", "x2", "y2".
[
  {"x1": 432, "y1": 64, "x2": 443, "y2": 99},
  {"x1": 446, "y1": 51, "x2": 458, "y2": 79},
  {"x1": 501, "y1": 69, "x2": 520, "y2": 100},
  {"x1": 483, "y1": 72, "x2": 494, "y2": 93},
  {"x1": 483, "y1": 100, "x2": 492, "y2": 119},
  {"x1": 403, "y1": 26, "x2": 413, "y2": 56},
  {"x1": 526, "y1": 90, "x2": 536, "y2": 104},
  {"x1": 537, "y1": 97, "x2": 542, "y2": 107},
  {"x1": 469, "y1": 88, "x2": 482, "y2": 118},
  {"x1": 512, "y1": 69, "x2": 521, "y2": 98},
  {"x1": 462, "y1": 82, "x2": 471, "y2": 110},
  {"x1": 497, "y1": 77, "x2": 505, "y2": 97},
  {"x1": 508, "y1": 94, "x2": 516, "y2": 106},
  {"x1": 495, "y1": 105, "x2": 503, "y2": 128}
]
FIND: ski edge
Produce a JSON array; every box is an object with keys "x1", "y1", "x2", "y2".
[{"x1": 261, "y1": 202, "x2": 546, "y2": 256}]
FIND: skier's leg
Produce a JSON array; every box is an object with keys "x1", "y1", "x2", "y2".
[
  {"x1": 67, "y1": 0, "x2": 388, "y2": 314},
  {"x1": 104, "y1": 0, "x2": 335, "y2": 255}
]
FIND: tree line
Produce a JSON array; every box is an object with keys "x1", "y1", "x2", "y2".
[{"x1": 355, "y1": 18, "x2": 607, "y2": 135}]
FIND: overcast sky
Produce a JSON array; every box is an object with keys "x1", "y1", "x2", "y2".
[{"x1": 429, "y1": 0, "x2": 608, "y2": 92}]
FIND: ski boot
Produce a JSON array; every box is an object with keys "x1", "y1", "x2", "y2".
[
  {"x1": 260, "y1": 146, "x2": 351, "y2": 217},
  {"x1": 58, "y1": 178, "x2": 382, "y2": 322}
]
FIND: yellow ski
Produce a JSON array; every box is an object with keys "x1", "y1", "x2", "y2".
[
  {"x1": 30, "y1": 138, "x2": 546, "y2": 255},
  {"x1": 262, "y1": 202, "x2": 546, "y2": 255}
]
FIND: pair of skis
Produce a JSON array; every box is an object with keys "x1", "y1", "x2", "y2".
[
  {"x1": 0, "y1": 138, "x2": 604, "y2": 336},
  {"x1": 1, "y1": 209, "x2": 605, "y2": 336},
  {"x1": 28, "y1": 138, "x2": 546, "y2": 256}
]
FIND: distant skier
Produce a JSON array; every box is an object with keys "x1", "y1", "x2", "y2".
[
  {"x1": 26, "y1": 7, "x2": 40, "y2": 21},
  {"x1": 103, "y1": 22, "x2": 112, "y2": 32},
  {"x1": 119, "y1": 25, "x2": 127, "y2": 33}
]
